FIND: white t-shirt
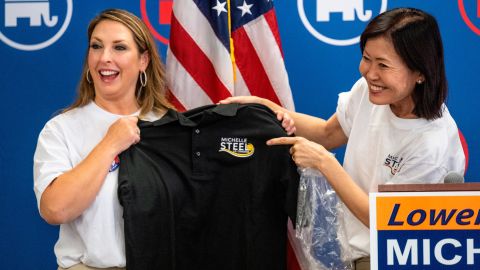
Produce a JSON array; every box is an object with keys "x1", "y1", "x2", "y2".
[
  {"x1": 336, "y1": 77, "x2": 465, "y2": 259},
  {"x1": 33, "y1": 101, "x2": 161, "y2": 268}
]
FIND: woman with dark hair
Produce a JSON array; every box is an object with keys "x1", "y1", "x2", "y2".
[
  {"x1": 221, "y1": 7, "x2": 465, "y2": 269},
  {"x1": 33, "y1": 9, "x2": 172, "y2": 270}
]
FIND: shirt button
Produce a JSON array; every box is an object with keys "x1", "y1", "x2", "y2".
[
  {"x1": 196, "y1": 152, "x2": 201, "y2": 157},
  {"x1": 195, "y1": 129, "x2": 200, "y2": 134}
]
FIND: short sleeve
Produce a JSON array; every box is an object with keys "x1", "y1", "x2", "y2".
[
  {"x1": 33, "y1": 119, "x2": 72, "y2": 209},
  {"x1": 387, "y1": 123, "x2": 465, "y2": 184},
  {"x1": 336, "y1": 77, "x2": 368, "y2": 138}
]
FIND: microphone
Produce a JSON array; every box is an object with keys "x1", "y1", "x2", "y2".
[{"x1": 443, "y1": 171, "x2": 464, "y2": 184}]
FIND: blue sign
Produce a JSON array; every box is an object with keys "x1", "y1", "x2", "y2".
[
  {"x1": 1, "y1": 0, "x2": 479, "y2": 268},
  {"x1": 370, "y1": 192, "x2": 480, "y2": 269}
]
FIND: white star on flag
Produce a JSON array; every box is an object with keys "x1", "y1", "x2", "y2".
[
  {"x1": 237, "y1": 0, "x2": 253, "y2": 16},
  {"x1": 167, "y1": 0, "x2": 295, "y2": 112},
  {"x1": 212, "y1": 0, "x2": 227, "y2": 17}
]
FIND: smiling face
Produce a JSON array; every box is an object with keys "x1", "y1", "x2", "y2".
[
  {"x1": 88, "y1": 19, "x2": 149, "y2": 106},
  {"x1": 359, "y1": 36, "x2": 424, "y2": 118}
]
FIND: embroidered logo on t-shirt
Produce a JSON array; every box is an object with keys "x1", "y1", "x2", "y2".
[
  {"x1": 109, "y1": 156, "x2": 120, "y2": 172},
  {"x1": 384, "y1": 154, "x2": 404, "y2": 175},
  {"x1": 219, "y1": 137, "x2": 255, "y2": 158}
]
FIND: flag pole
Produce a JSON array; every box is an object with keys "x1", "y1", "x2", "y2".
[{"x1": 227, "y1": 0, "x2": 236, "y2": 83}]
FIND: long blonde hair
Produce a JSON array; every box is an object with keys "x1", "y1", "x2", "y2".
[{"x1": 65, "y1": 9, "x2": 173, "y2": 115}]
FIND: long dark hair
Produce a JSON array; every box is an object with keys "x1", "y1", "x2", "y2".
[{"x1": 360, "y1": 8, "x2": 446, "y2": 120}]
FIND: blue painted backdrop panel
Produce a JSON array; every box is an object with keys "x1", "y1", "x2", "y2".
[{"x1": 0, "y1": 0, "x2": 478, "y2": 268}]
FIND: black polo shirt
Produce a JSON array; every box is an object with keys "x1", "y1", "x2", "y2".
[{"x1": 118, "y1": 103, "x2": 299, "y2": 270}]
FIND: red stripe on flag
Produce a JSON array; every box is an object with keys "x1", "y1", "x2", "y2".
[
  {"x1": 232, "y1": 27, "x2": 282, "y2": 107},
  {"x1": 167, "y1": 89, "x2": 186, "y2": 112},
  {"x1": 169, "y1": 15, "x2": 232, "y2": 103},
  {"x1": 287, "y1": 239, "x2": 301, "y2": 270},
  {"x1": 264, "y1": 9, "x2": 284, "y2": 58}
]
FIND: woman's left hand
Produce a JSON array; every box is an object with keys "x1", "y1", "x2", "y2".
[
  {"x1": 275, "y1": 111, "x2": 296, "y2": 135},
  {"x1": 267, "y1": 136, "x2": 332, "y2": 170}
]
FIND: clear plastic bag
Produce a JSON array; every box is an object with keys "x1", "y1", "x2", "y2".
[{"x1": 295, "y1": 168, "x2": 353, "y2": 270}]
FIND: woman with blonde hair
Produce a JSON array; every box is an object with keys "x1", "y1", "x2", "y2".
[{"x1": 33, "y1": 9, "x2": 172, "y2": 269}]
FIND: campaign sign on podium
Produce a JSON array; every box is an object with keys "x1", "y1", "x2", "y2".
[{"x1": 370, "y1": 191, "x2": 480, "y2": 270}]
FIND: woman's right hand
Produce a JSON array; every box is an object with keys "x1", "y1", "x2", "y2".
[
  {"x1": 101, "y1": 116, "x2": 140, "y2": 156},
  {"x1": 39, "y1": 116, "x2": 141, "y2": 224}
]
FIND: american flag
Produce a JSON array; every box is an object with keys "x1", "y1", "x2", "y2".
[{"x1": 166, "y1": 0, "x2": 295, "y2": 111}]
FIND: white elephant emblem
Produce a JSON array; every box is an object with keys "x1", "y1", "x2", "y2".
[
  {"x1": 5, "y1": 0, "x2": 58, "y2": 27},
  {"x1": 316, "y1": 0, "x2": 372, "y2": 22}
]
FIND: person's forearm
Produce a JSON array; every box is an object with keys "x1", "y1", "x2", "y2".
[
  {"x1": 261, "y1": 98, "x2": 347, "y2": 149},
  {"x1": 319, "y1": 157, "x2": 370, "y2": 227},
  {"x1": 39, "y1": 140, "x2": 117, "y2": 224},
  {"x1": 259, "y1": 98, "x2": 328, "y2": 140}
]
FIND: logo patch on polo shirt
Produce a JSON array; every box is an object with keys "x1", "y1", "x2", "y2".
[{"x1": 219, "y1": 137, "x2": 255, "y2": 158}]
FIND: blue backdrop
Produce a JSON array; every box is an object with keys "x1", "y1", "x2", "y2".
[{"x1": 0, "y1": 0, "x2": 478, "y2": 268}]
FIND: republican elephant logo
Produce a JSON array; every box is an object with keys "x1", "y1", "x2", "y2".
[
  {"x1": 1, "y1": 0, "x2": 72, "y2": 51},
  {"x1": 4, "y1": 0, "x2": 58, "y2": 27},
  {"x1": 317, "y1": 0, "x2": 372, "y2": 22},
  {"x1": 297, "y1": 0, "x2": 387, "y2": 46}
]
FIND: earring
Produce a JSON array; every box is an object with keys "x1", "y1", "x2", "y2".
[
  {"x1": 139, "y1": 71, "x2": 147, "y2": 87},
  {"x1": 86, "y1": 69, "x2": 92, "y2": 84},
  {"x1": 417, "y1": 79, "x2": 423, "y2": 84}
]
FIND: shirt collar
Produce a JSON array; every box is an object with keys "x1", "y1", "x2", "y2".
[{"x1": 141, "y1": 103, "x2": 240, "y2": 127}]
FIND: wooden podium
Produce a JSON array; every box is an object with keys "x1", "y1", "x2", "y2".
[{"x1": 378, "y1": 182, "x2": 480, "y2": 192}]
